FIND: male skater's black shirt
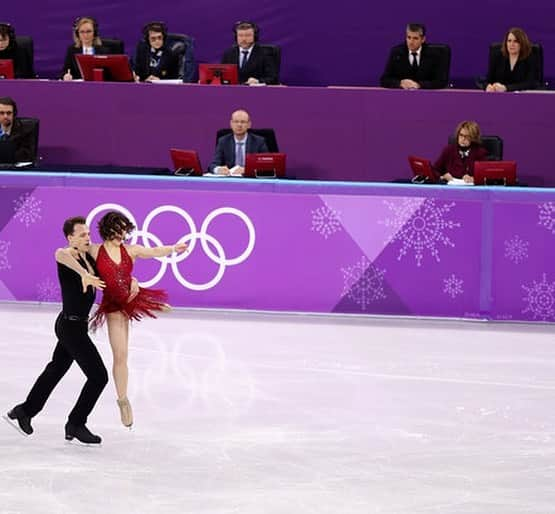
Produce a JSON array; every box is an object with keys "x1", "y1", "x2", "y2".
[{"x1": 57, "y1": 253, "x2": 97, "y2": 318}]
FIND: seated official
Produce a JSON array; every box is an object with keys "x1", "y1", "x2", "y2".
[
  {"x1": 433, "y1": 121, "x2": 488, "y2": 184},
  {"x1": 380, "y1": 23, "x2": 446, "y2": 89},
  {"x1": 133, "y1": 22, "x2": 180, "y2": 82},
  {"x1": 221, "y1": 21, "x2": 278, "y2": 85},
  {"x1": 485, "y1": 27, "x2": 539, "y2": 92},
  {"x1": 61, "y1": 17, "x2": 113, "y2": 80},
  {"x1": 208, "y1": 109, "x2": 269, "y2": 175},
  {"x1": 0, "y1": 96, "x2": 35, "y2": 162},
  {"x1": 0, "y1": 23, "x2": 34, "y2": 78}
]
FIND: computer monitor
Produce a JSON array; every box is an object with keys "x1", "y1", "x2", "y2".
[
  {"x1": 0, "y1": 140, "x2": 17, "y2": 164},
  {"x1": 198, "y1": 64, "x2": 239, "y2": 85},
  {"x1": 473, "y1": 161, "x2": 517, "y2": 186},
  {"x1": 75, "y1": 54, "x2": 134, "y2": 82},
  {"x1": 170, "y1": 149, "x2": 203, "y2": 176},
  {"x1": 244, "y1": 153, "x2": 286, "y2": 178},
  {"x1": 408, "y1": 155, "x2": 436, "y2": 183},
  {"x1": 0, "y1": 59, "x2": 15, "y2": 79}
]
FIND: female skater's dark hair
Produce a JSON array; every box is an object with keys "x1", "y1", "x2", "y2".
[{"x1": 97, "y1": 211, "x2": 136, "y2": 241}]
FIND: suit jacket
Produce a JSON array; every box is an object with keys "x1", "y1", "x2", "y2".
[
  {"x1": 208, "y1": 132, "x2": 269, "y2": 172},
  {"x1": 7, "y1": 118, "x2": 35, "y2": 162},
  {"x1": 0, "y1": 44, "x2": 35, "y2": 78},
  {"x1": 221, "y1": 44, "x2": 278, "y2": 84},
  {"x1": 433, "y1": 144, "x2": 488, "y2": 179},
  {"x1": 133, "y1": 42, "x2": 180, "y2": 81},
  {"x1": 380, "y1": 43, "x2": 447, "y2": 89},
  {"x1": 61, "y1": 44, "x2": 112, "y2": 79},
  {"x1": 486, "y1": 49, "x2": 539, "y2": 91}
]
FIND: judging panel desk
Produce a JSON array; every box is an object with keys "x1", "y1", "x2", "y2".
[
  {"x1": 0, "y1": 171, "x2": 554, "y2": 323},
  {"x1": 1, "y1": 80, "x2": 555, "y2": 186}
]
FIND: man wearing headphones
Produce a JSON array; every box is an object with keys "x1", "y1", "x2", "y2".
[
  {"x1": 0, "y1": 96, "x2": 35, "y2": 162},
  {"x1": 0, "y1": 22, "x2": 35, "y2": 78},
  {"x1": 221, "y1": 21, "x2": 278, "y2": 85},
  {"x1": 133, "y1": 22, "x2": 180, "y2": 82}
]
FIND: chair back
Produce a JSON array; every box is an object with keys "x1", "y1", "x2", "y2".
[
  {"x1": 448, "y1": 134, "x2": 503, "y2": 161},
  {"x1": 102, "y1": 38, "x2": 125, "y2": 54},
  {"x1": 427, "y1": 43, "x2": 451, "y2": 87},
  {"x1": 259, "y1": 44, "x2": 281, "y2": 82},
  {"x1": 17, "y1": 117, "x2": 40, "y2": 163},
  {"x1": 15, "y1": 35, "x2": 35, "y2": 78},
  {"x1": 166, "y1": 33, "x2": 196, "y2": 82}
]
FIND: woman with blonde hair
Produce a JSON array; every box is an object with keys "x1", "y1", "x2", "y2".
[{"x1": 61, "y1": 16, "x2": 112, "y2": 80}]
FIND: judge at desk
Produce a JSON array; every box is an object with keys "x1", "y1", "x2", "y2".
[
  {"x1": 0, "y1": 96, "x2": 34, "y2": 162},
  {"x1": 208, "y1": 109, "x2": 268, "y2": 176}
]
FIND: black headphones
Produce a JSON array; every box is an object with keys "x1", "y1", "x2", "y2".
[
  {"x1": 142, "y1": 21, "x2": 168, "y2": 44},
  {"x1": 73, "y1": 16, "x2": 99, "y2": 39},
  {"x1": 0, "y1": 22, "x2": 16, "y2": 42},
  {"x1": 233, "y1": 20, "x2": 259, "y2": 43}
]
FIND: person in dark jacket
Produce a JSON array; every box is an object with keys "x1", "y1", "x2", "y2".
[
  {"x1": 133, "y1": 21, "x2": 180, "y2": 82},
  {"x1": 0, "y1": 96, "x2": 35, "y2": 162},
  {"x1": 486, "y1": 27, "x2": 539, "y2": 92},
  {"x1": 0, "y1": 22, "x2": 35, "y2": 78},
  {"x1": 433, "y1": 121, "x2": 488, "y2": 184}
]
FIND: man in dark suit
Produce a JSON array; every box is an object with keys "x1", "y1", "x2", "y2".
[
  {"x1": 380, "y1": 23, "x2": 446, "y2": 89},
  {"x1": 0, "y1": 96, "x2": 35, "y2": 162},
  {"x1": 221, "y1": 21, "x2": 278, "y2": 85},
  {"x1": 208, "y1": 109, "x2": 269, "y2": 175}
]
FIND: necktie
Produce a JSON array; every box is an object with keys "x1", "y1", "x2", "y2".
[
  {"x1": 236, "y1": 142, "x2": 245, "y2": 167},
  {"x1": 0, "y1": 132, "x2": 7, "y2": 141},
  {"x1": 411, "y1": 52, "x2": 418, "y2": 72},
  {"x1": 241, "y1": 50, "x2": 249, "y2": 69}
]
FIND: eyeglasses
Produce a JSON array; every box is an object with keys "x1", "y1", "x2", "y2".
[
  {"x1": 78, "y1": 29, "x2": 94, "y2": 34},
  {"x1": 459, "y1": 132, "x2": 471, "y2": 139}
]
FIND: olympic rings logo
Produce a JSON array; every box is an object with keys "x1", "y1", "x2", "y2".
[{"x1": 86, "y1": 203, "x2": 255, "y2": 291}]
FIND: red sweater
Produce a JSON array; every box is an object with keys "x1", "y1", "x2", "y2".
[{"x1": 433, "y1": 144, "x2": 488, "y2": 178}]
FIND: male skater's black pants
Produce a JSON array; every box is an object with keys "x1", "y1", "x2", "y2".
[{"x1": 21, "y1": 313, "x2": 108, "y2": 425}]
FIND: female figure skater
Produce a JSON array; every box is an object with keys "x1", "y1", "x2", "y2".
[{"x1": 88, "y1": 211, "x2": 187, "y2": 427}]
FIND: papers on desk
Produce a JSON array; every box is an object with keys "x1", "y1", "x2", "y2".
[
  {"x1": 447, "y1": 178, "x2": 472, "y2": 186},
  {"x1": 149, "y1": 79, "x2": 183, "y2": 85}
]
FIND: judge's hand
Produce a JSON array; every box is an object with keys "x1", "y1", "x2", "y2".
[
  {"x1": 63, "y1": 69, "x2": 73, "y2": 81},
  {"x1": 145, "y1": 75, "x2": 160, "y2": 82},
  {"x1": 216, "y1": 166, "x2": 231, "y2": 176},
  {"x1": 400, "y1": 79, "x2": 420, "y2": 89},
  {"x1": 463, "y1": 174, "x2": 474, "y2": 184},
  {"x1": 81, "y1": 273, "x2": 105, "y2": 292},
  {"x1": 246, "y1": 77, "x2": 260, "y2": 85},
  {"x1": 441, "y1": 173, "x2": 454, "y2": 182},
  {"x1": 493, "y1": 82, "x2": 507, "y2": 92}
]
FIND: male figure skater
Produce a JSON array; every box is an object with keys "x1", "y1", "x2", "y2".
[{"x1": 4, "y1": 216, "x2": 108, "y2": 444}]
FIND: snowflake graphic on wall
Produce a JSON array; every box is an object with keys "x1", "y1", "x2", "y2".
[
  {"x1": 0, "y1": 240, "x2": 11, "y2": 270},
  {"x1": 522, "y1": 273, "x2": 555, "y2": 321},
  {"x1": 381, "y1": 198, "x2": 460, "y2": 267},
  {"x1": 36, "y1": 277, "x2": 61, "y2": 302},
  {"x1": 443, "y1": 273, "x2": 464, "y2": 299},
  {"x1": 504, "y1": 235, "x2": 529, "y2": 264},
  {"x1": 341, "y1": 255, "x2": 386, "y2": 310},
  {"x1": 538, "y1": 202, "x2": 555, "y2": 235},
  {"x1": 311, "y1": 205, "x2": 342, "y2": 239},
  {"x1": 13, "y1": 193, "x2": 42, "y2": 227}
]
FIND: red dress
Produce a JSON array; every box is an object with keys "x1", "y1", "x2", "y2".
[{"x1": 90, "y1": 244, "x2": 168, "y2": 330}]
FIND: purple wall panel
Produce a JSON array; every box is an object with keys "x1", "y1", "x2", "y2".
[
  {"x1": 1, "y1": 81, "x2": 554, "y2": 186},
  {"x1": 3, "y1": 1, "x2": 555, "y2": 85},
  {"x1": 0, "y1": 174, "x2": 554, "y2": 323}
]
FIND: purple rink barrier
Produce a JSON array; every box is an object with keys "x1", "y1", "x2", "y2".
[
  {"x1": 0, "y1": 172, "x2": 554, "y2": 323},
  {"x1": 1, "y1": 81, "x2": 555, "y2": 186}
]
